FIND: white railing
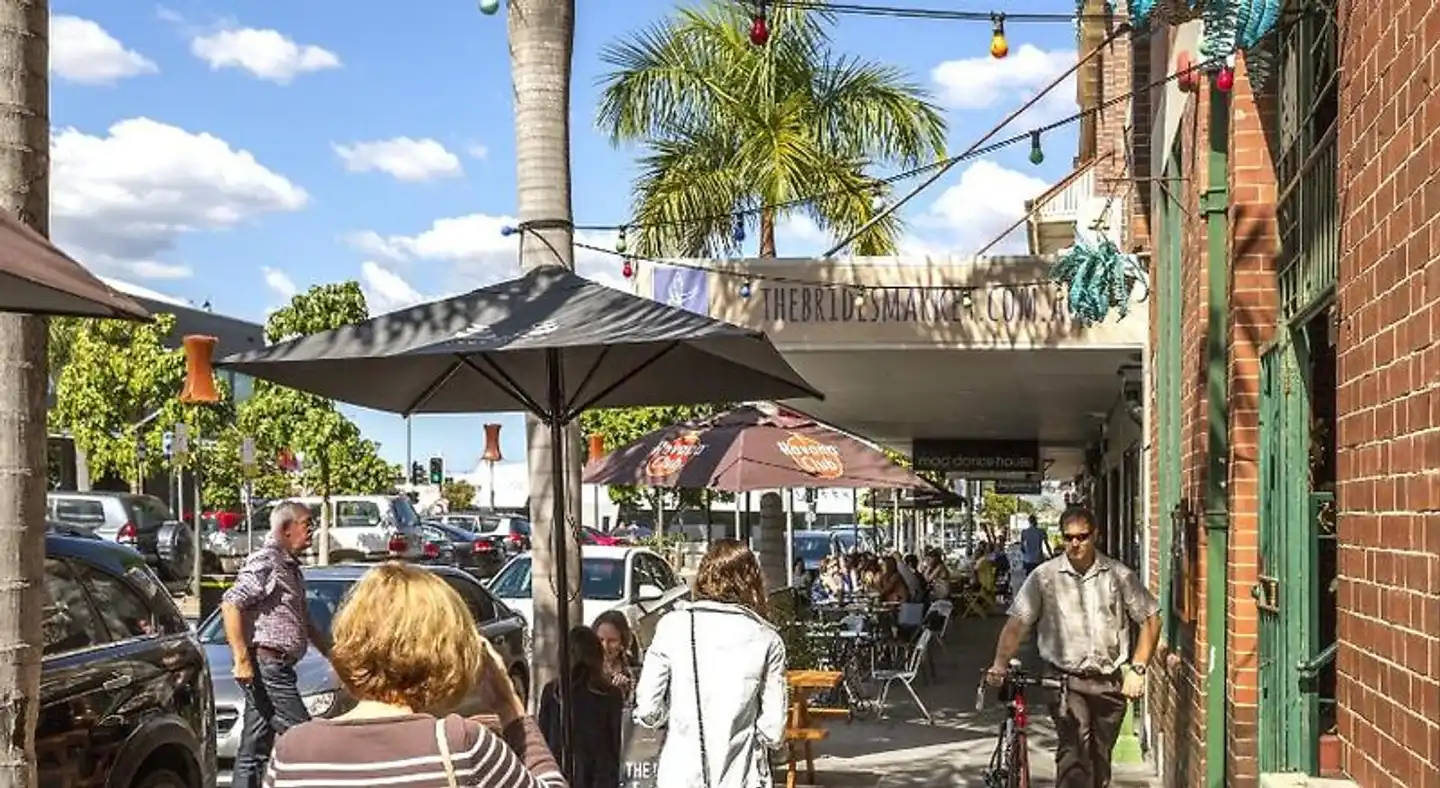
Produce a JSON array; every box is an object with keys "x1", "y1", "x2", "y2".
[{"x1": 1033, "y1": 168, "x2": 1095, "y2": 223}]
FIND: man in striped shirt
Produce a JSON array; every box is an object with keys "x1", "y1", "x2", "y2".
[{"x1": 222, "y1": 501, "x2": 329, "y2": 788}]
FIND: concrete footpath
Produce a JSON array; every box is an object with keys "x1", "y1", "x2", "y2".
[{"x1": 632, "y1": 614, "x2": 1162, "y2": 788}]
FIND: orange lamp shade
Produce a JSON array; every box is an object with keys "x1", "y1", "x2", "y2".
[
  {"x1": 179, "y1": 334, "x2": 221, "y2": 404},
  {"x1": 482, "y1": 423, "x2": 503, "y2": 463},
  {"x1": 587, "y1": 433, "x2": 606, "y2": 463},
  {"x1": 1176, "y1": 51, "x2": 1198, "y2": 92}
]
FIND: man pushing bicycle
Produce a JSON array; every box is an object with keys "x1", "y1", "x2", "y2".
[{"x1": 986, "y1": 505, "x2": 1161, "y2": 787}]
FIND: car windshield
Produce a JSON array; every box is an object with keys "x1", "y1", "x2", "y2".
[
  {"x1": 793, "y1": 535, "x2": 834, "y2": 564},
  {"x1": 476, "y1": 517, "x2": 502, "y2": 534},
  {"x1": 196, "y1": 579, "x2": 352, "y2": 644},
  {"x1": 489, "y1": 557, "x2": 625, "y2": 601}
]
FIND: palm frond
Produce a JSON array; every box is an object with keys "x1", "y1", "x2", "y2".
[{"x1": 808, "y1": 54, "x2": 947, "y2": 168}]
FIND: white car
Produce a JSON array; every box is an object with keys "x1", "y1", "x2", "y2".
[{"x1": 486, "y1": 545, "x2": 690, "y2": 653}]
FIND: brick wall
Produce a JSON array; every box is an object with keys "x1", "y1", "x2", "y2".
[{"x1": 1333, "y1": 2, "x2": 1440, "y2": 786}]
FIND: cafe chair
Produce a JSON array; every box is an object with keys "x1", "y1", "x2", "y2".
[{"x1": 872, "y1": 629, "x2": 933, "y2": 724}]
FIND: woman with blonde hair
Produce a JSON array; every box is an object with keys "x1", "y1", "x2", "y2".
[
  {"x1": 263, "y1": 563, "x2": 566, "y2": 788},
  {"x1": 633, "y1": 539, "x2": 787, "y2": 788}
]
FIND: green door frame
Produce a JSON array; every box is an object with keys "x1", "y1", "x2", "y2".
[{"x1": 1157, "y1": 143, "x2": 1184, "y2": 647}]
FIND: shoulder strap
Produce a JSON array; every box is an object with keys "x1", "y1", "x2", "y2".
[
  {"x1": 690, "y1": 609, "x2": 710, "y2": 788},
  {"x1": 434, "y1": 717, "x2": 459, "y2": 788}
]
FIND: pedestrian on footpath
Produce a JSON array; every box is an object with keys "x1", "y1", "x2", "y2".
[
  {"x1": 1020, "y1": 514, "x2": 1051, "y2": 578},
  {"x1": 220, "y1": 501, "x2": 330, "y2": 788},
  {"x1": 986, "y1": 505, "x2": 1161, "y2": 788}
]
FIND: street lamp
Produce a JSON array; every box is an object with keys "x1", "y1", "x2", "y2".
[{"x1": 482, "y1": 423, "x2": 503, "y2": 511}]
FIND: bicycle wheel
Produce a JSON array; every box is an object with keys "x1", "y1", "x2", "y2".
[{"x1": 1010, "y1": 732, "x2": 1030, "y2": 788}]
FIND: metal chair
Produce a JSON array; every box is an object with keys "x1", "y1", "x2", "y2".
[{"x1": 872, "y1": 628, "x2": 934, "y2": 724}]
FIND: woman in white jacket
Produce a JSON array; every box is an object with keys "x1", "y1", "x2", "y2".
[{"x1": 633, "y1": 539, "x2": 788, "y2": 788}]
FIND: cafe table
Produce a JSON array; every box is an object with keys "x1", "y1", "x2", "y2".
[{"x1": 784, "y1": 670, "x2": 845, "y2": 788}]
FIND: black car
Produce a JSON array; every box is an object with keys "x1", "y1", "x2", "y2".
[
  {"x1": 40, "y1": 532, "x2": 215, "y2": 788},
  {"x1": 423, "y1": 520, "x2": 507, "y2": 577}
]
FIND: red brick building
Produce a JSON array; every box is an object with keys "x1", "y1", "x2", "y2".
[{"x1": 1117, "y1": 1, "x2": 1440, "y2": 787}]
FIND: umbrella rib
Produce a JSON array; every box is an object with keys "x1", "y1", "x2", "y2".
[
  {"x1": 403, "y1": 359, "x2": 464, "y2": 416},
  {"x1": 460, "y1": 354, "x2": 549, "y2": 418},
  {"x1": 687, "y1": 339, "x2": 825, "y2": 401},
  {"x1": 564, "y1": 340, "x2": 681, "y2": 421},
  {"x1": 567, "y1": 345, "x2": 613, "y2": 415}
]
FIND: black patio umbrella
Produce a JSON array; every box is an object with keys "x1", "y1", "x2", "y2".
[{"x1": 216, "y1": 264, "x2": 821, "y2": 766}]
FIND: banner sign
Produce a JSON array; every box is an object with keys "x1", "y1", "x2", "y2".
[
  {"x1": 756, "y1": 284, "x2": 1067, "y2": 325},
  {"x1": 653, "y1": 265, "x2": 709, "y2": 314},
  {"x1": 993, "y1": 478, "x2": 1043, "y2": 495},
  {"x1": 911, "y1": 439, "x2": 1041, "y2": 474}
]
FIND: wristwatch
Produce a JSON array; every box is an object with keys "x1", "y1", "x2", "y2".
[{"x1": 1127, "y1": 663, "x2": 1147, "y2": 676}]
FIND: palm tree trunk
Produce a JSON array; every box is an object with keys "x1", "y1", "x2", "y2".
[
  {"x1": 508, "y1": 0, "x2": 582, "y2": 712},
  {"x1": 0, "y1": 1, "x2": 50, "y2": 786},
  {"x1": 759, "y1": 208, "x2": 777, "y2": 257}
]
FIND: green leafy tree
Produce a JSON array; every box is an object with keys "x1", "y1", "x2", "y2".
[
  {"x1": 52, "y1": 314, "x2": 235, "y2": 487},
  {"x1": 441, "y1": 479, "x2": 476, "y2": 511},
  {"x1": 596, "y1": 0, "x2": 946, "y2": 257},
  {"x1": 978, "y1": 487, "x2": 1036, "y2": 543},
  {"x1": 236, "y1": 282, "x2": 395, "y2": 500},
  {"x1": 578, "y1": 404, "x2": 735, "y2": 526}
]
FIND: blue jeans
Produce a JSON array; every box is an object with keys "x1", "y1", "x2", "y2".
[{"x1": 233, "y1": 655, "x2": 310, "y2": 788}]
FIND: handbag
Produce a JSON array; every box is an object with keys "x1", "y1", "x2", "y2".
[
  {"x1": 690, "y1": 609, "x2": 710, "y2": 788},
  {"x1": 435, "y1": 717, "x2": 459, "y2": 788}
]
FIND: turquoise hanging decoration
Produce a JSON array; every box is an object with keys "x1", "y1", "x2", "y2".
[
  {"x1": 1050, "y1": 237, "x2": 1149, "y2": 325},
  {"x1": 1199, "y1": 0, "x2": 1281, "y2": 66},
  {"x1": 1129, "y1": 0, "x2": 1157, "y2": 28}
]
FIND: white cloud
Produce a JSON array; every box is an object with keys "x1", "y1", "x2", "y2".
[
  {"x1": 332, "y1": 137, "x2": 463, "y2": 182},
  {"x1": 262, "y1": 266, "x2": 297, "y2": 299},
  {"x1": 348, "y1": 213, "x2": 626, "y2": 292},
  {"x1": 359, "y1": 261, "x2": 426, "y2": 314},
  {"x1": 190, "y1": 27, "x2": 340, "y2": 83},
  {"x1": 51, "y1": 16, "x2": 158, "y2": 85},
  {"x1": 52, "y1": 117, "x2": 309, "y2": 280},
  {"x1": 931, "y1": 44, "x2": 1078, "y2": 124},
  {"x1": 907, "y1": 160, "x2": 1050, "y2": 256},
  {"x1": 467, "y1": 143, "x2": 489, "y2": 160}
]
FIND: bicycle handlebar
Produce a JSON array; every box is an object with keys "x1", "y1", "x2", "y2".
[{"x1": 974, "y1": 665, "x2": 1065, "y2": 712}]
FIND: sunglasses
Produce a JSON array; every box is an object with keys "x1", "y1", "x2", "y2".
[{"x1": 1061, "y1": 531, "x2": 1093, "y2": 544}]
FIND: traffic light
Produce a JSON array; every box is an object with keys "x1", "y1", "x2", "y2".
[
  {"x1": 410, "y1": 462, "x2": 425, "y2": 486},
  {"x1": 428, "y1": 456, "x2": 444, "y2": 485}
]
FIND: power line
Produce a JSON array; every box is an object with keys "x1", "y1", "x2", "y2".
[{"x1": 765, "y1": 0, "x2": 1111, "y2": 23}]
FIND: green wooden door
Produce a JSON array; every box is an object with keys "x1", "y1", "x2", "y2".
[{"x1": 1256, "y1": 336, "x2": 1319, "y2": 773}]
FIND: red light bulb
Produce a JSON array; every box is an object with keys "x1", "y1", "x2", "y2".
[
  {"x1": 622, "y1": 259, "x2": 634, "y2": 279},
  {"x1": 1215, "y1": 66, "x2": 1235, "y2": 93},
  {"x1": 749, "y1": 15, "x2": 769, "y2": 46}
]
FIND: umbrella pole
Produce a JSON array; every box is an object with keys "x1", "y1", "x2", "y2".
[
  {"x1": 784, "y1": 490, "x2": 794, "y2": 586},
  {"x1": 545, "y1": 351, "x2": 575, "y2": 779}
]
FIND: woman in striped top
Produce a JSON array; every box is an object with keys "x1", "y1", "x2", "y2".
[{"x1": 262, "y1": 563, "x2": 567, "y2": 788}]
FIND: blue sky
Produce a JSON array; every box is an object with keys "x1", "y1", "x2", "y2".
[{"x1": 50, "y1": 0, "x2": 1086, "y2": 472}]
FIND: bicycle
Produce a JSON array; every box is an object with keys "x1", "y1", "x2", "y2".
[{"x1": 975, "y1": 658, "x2": 1066, "y2": 788}]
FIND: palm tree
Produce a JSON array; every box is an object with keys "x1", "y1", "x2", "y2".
[
  {"x1": 596, "y1": 0, "x2": 947, "y2": 257},
  {"x1": 506, "y1": 0, "x2": 584, "y2": 713},
  {"x1": 0, "y1": 0, "x2": 52, "y2": 783}
]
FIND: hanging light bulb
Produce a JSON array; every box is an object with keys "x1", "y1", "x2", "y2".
[
  {"x1": 616, "y1": 226, "x2": 628, "y2": 254},
  {"x1": 478, "y1": 0, "x2": 500, "y2": 15},
  {"x1": 1215, "y1": 65, "x2": 1235, "y2": 93},
  {"x1": 853, "y1": 289, "x2": 866, "y2": 308},
  {"x1": 732, "y1": 214, "x2": 746, "y2": 245},
  {"x1": 990, "y1": 13, "x2": 1008, "y2": 59},
  {"x1": 500, "y1": 225, "x2": 516, "y2": 237},
  {"x1": 1029, "y1": 131, "x2": 1045, "y2": 165},
  {"x1": 749, "y1": 2, "x2": 770, "y2": 46},
  {"x1": 622, "y1": 259, "x2": 634, "y2": 279},
  {"x1": 740, "y1": 280, "x2": 753, "y2": 299},
  {"x1": 961, "y1": 289, "x2": 974, "y2": 309}
]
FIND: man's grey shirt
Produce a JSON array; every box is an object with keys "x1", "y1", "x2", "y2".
[{"x1": 1008, "y1": 552, "x2": 1159, "y2": 675}]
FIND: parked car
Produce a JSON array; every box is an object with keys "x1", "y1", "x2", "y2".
[
  {"x1": 47, "y1": 491, "x2": 197, "y2": 584},
  {"x1": 423, "y1": 519, "x2": 507, "y2": 577},
  {"x1": 418, "y1": 523, "x2": 455, "y2": 564},
  {"x1": 40, "y1": 531, "x2": 216, "y2": 788},
  {"x1": 792, "y1": 529, "x2": 850, "y2": 573},
  {"x1": 487, "y1": 545, "x2": 690, "y2": 654},
  {"x1": 205, "y1": 495, "x2": 426, "y2": 568},
  {"x1": 196, "y1": 563, "x2": 530, "y2": 786},
  {"x1": 581, "y1": 526, "x2": 624, "y2": 546}
]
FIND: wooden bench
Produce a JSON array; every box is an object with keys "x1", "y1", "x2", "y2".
[{"x1": 784, "y1": 727, "x2": 829, "y2": 788}]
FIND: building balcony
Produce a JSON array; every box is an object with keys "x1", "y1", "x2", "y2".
[{"x1": 1026, "y1": 161, "x2": 1098, "y2": 257}]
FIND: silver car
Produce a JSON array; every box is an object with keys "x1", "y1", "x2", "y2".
[{"x1": 196, "y1": 563, "x2": 530, "y2": 785}]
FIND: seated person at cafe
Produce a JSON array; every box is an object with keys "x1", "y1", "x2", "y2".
[{"x1": 876, "y1": 556, "x2": 910, "y2": 604}]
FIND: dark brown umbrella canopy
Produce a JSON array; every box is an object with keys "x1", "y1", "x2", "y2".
[
  {"x1": 0, "y1": 210, "x2": 151, "y2": 320},
  {"x1": 583, "y1": 404, "x2": 935, "y2": 492}
]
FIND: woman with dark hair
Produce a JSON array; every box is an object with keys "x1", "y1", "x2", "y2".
[
  {"x1": 633, "y1": 539, "x2": 787, "y2": 788},
  {"x1": 538, "y1": 626, "x2": 623, "y2": 788},
  {"x1": 591, "y1": 610, "x2": 636, "y2": 701}
]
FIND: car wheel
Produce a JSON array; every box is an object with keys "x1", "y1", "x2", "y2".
[
  {"x1": 508, "y1": 666, "x2": 529, "y2": 706},
  {"x1": 132, "y1": 767, "x2": 190, "y2": 788}
]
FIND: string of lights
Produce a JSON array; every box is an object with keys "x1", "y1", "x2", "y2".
[
  {"x1": 557, "y1": 47, "x2": 1232, "y2": 237},
  {"x1": 761, "y1": 0, "x2": 1112, "y2": 23}
]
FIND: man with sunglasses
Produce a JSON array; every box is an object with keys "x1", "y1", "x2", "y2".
[
  {"x1": 986, "y1": 505, "x2": 1160, "y2": 788},
  {"x1": 221, "y1": 501, "x2": 331, "y2": 788}
]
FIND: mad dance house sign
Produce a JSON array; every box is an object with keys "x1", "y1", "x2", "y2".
[{"x1": 756, "y1": 283, "x2": 1070, "y2": 325}]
